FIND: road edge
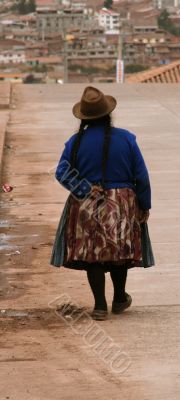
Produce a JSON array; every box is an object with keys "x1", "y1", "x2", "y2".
[{"x1": 0, "y1": 83, "x2": 11, "y2": 184}]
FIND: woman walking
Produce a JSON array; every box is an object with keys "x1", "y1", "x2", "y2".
[{"x1": 51, "y1": 86, "x2": 153, "y2": 320}]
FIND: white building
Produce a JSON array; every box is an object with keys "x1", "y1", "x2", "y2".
[
  {"x1": 96, "y1": 8, "x2": 120, "y2": 33},
  {"x1": 153, "y1": 0, "x2": 180, "y2": 9},
  {"x1": 0, "y1": 51, "x2": 25, "y2": 64}
]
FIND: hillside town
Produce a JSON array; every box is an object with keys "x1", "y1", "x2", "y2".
[{"x1": 0, "y1": 0, "x2": 180, "y2": 82}]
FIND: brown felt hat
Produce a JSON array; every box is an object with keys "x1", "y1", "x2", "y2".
[{"x1": 72, "y1": 86, "x2": 117, "y2": 120}]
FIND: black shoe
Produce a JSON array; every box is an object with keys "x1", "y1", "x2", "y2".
[
  {"x1": 91, "y1": 309, "x2": 108, "y2": 321},
  {"x1": 112, "y1": 293, "x2": 132, "y2": 314}
]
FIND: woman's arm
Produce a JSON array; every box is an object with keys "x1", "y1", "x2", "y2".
[{"x1": 55, "y1": 142, "x2": 91, "y2": 198}]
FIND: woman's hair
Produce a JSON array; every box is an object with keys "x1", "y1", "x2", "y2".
[
  {"x1": 70, "y1": 114, "x2": 112, "y2": 187},
  {"x1": 70, "y1": 119, "x2": 86, "y2": 172},
  {"x1": 101, "y1": 114, "x2": 112, "y2": 187}
]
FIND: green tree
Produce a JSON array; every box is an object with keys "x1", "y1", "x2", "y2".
[
  {"x1": 18, "y1": 0, "x2": 27, "y2": 14},
  {"x1": 158, "y1": 9, "x2": 171, "y2": 30},
  {"x1": 125, "y1": 64, "x2": 148, "y2": 74},
  {"x1": 24, "y1": 74, "x2": 35, "y2": 83},
  {"x1": 158, "y1": 9, "x2": 180, "y2": 36},
  {"x1": 15, "y1": 0, "x2": 36, "y2": 14},
  {"x1": 104, "y1": 0, "x2": 113, "y2": 9},
  {"x1": 27, "y1": 0, "x2": 36, "y2": 13}
]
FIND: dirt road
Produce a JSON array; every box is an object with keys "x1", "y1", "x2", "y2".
[{"x1": 0, "y1": 84, "x2": 180, "y2": 400}]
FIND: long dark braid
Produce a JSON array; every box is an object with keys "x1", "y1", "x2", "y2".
[
  {"x1": 71, "y1": 120, "x2": 86, "y2": 170},
  {"x1": 71, "y1": 115, "x2": 112, "y2": 186},
  {"x1": 101, "y1": 114, "x2": 112, "y2": 188}
]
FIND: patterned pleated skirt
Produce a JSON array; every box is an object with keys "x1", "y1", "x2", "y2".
[{"x1": 50, "y1": 188, "x2": 155, "y2": 271}]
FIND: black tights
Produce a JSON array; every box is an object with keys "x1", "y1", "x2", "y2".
[
  {"x1": 87, "y1": 264, "x2": 107, "y2": 311},
  {"x1": 87, "y1": 264, "x2": 128, "y2": 310},
  {"x1": 110, "y1": 266, "x2": 128, "y2": 303}
]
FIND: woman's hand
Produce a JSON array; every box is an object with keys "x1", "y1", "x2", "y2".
[
  {"x1": 139, "y1": 209, "x2": 150, "y2": 224},
  {"x1": 90, "y1": 185, "x2": 104, "y2": 197}
]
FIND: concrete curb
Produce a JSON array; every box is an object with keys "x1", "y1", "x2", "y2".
[
  {"x1": 0, "y1": 83, "x2": 11, "y2": 183},
  {"x1": 0, "y1": 82, "x2": 11, "y2": 110},
  {"x1": 0, "y1": 114, "x2": 9, "y2": 183}
]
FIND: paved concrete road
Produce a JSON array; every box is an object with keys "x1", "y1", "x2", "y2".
[{"x1": 0, "y1": 84, "x2": 180, "y2": 400}]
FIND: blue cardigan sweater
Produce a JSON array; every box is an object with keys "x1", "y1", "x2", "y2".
[{"x1": 56, "y1": 124, "x2": 151, "y2": 210}]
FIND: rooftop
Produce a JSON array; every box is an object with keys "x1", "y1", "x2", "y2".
[
  {"x1": 126, "y1": 60, "x2": 180, "y2": 83},
  {"x1": 97, "y1": 8, "x2": 120, "y2": 16}
]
